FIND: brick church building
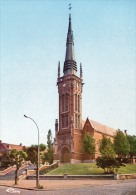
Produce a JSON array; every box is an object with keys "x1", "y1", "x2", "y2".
[{"x1": 54, "y1": 14, "x2": 117, "y2": 164}]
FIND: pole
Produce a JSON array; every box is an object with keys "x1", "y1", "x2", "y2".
[{"x1": 24, "y1": 115, "x2": 40, "y2": 188}]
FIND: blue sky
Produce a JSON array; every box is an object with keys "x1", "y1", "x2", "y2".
[{"x1": 1, "y1": 0, "x2": 135, "y2": 147}]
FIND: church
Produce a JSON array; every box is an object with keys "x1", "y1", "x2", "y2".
[{"x1": 54, "y1": 14, "x2": 117, "y2": 164}]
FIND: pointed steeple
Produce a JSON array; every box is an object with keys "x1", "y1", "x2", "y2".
[
  {"x1": 63, "y1": 14, "x2": 77, "y2": 76},
  {"x1": 58, "y1": 61, "x2": 60, "y2": 78}
]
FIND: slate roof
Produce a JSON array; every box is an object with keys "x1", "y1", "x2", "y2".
[{"x1": 89, "y1": 119, "x2": 117, "y2": 137}]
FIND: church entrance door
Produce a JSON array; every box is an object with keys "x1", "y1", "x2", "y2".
[{"x1": 61, "y1": 147, "x2": 70, "y2": 163}]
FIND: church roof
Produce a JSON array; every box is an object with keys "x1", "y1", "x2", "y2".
[
  {"x1": 63, "y1": 14, "x2": 77, "y2": 76},
  {"x1": 89, "y1": 119, "x2": 117, "y2": 137}
]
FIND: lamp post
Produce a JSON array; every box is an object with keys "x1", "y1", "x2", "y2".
[{"x1": 24, "y1": 115, "x2": 40, "y2": 188}]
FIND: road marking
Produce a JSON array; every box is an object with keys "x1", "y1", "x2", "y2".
[{"x1": 6, "y1": 188, "x2": 20, "y2": 193}]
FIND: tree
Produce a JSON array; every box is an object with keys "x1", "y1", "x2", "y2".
[
  {"x1": 26, "y1": 143, "x2": 46, "y2": 186},
  {"x1": 0, "y1": 151, "x2": 14, "y2": 169},
  {"x1": 114, "y1": 130, "x2": 130, "y2": 157},
  {"x1": 9, "y1": 149, "x2": 27, "y2": 185},
  {"x1": 96, "y1": 135, "x2": 126, "y2": 173},
  {"x1": 126, "y1": 135, "x2": 136, "y2": 158},
  {"x1": 96, "y1": 139, "x2": 125, "y2": 173},
  {"x1": 47, "y1": 129, "x2": 52, "y2": 149},
  {"x1": 96, "y1": 155, "x2": 125, "y2": 173},
  {"x1": 42, "y1": 129, "x2": 54, "y2": 165},
  {"x1": 101, "y1": 143, "x2": 115, "y2": 156},
  {"x1": 82, "y1": 132, "x2": 95, "y2": 157},
  {"x1": 42, "y1": 147, "x2": 54, "y2": 165},
  {"x1": 99, "y1": 135, "x2": 113, "y2": 154},
  {"x1": 40, "y1": 143, "x2": 47, "y2": 152},
  {"x1": 26, "y1": 144, "x2": 46, "y2": 166}
]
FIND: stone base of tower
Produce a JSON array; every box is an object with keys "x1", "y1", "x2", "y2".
[
  {"x1": 54, "y1": 141, "x2": 99, "y2": 164},
  {"x1": 54, "y1": 151, "x2": 83, "y2": 164},
  {"x1": 71, "y1": 159, "x2": 82, "y2": 164},
  {"x1": 70, "y1": 152, "x2": 82, "y2": 164},
  {"x1": 54, "y1": 154, "x2": 60, "y2": 161},
  {"x1": 53, "y1": 152, "x2": 98, "y2": 164},
  {"x1": 53, "y1": 153, "x2": 60, "y2": 165}
]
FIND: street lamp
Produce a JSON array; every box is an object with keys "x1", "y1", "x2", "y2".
[{"x1": 24, "y1": 115, "x2": 40, "y2": 188}]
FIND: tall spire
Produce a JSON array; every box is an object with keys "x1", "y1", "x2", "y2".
[
  {"x1": 63, "y1": 14, "x2": 77, "y2": 76},
  {"x1": 58, "y1": 61, "x2": 60, "y2": 78}
]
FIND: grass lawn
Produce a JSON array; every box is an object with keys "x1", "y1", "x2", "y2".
[
  {"x1": 47, "y1": 163, "x2": 136, "y2": 175},
  {"x1": 118, "y1": 164, "x2": 136, "y2": 174}
]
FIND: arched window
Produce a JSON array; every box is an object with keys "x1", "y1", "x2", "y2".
[
  {"x1": 62, "y1": 115, "x2": 65, "y2": 128},
  {"x1": 62, "y1": 94, "x2": 69, "y2": 112},
  {"x1": 65, "y1": 114, "x2": 68, "y2": 127},
  {"x1": 78, "y1": 95, "x2": 80, "y2": 113},
  {"x1": 65, "y1": 94, "x2": 68, "y2": 112},
  {"x1": 62, "y1": 114, "x2": 69, "y2": 128},
  {"x1": 78, "y1": 115, "x2": 80, "y2": 129},
  {"x1": 75, "y1": 114, "x2": 78, "y2": 129},
  {"x1": 98, "y1": 140, "x2": 101, "y2": 151},
  {"x1": 75, "y1": 94, "x2": 77, "y2": 112}
]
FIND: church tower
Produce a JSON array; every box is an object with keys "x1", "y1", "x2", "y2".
[{"x1": 54, "y1": 14, "x2": 83, "y2": 164}]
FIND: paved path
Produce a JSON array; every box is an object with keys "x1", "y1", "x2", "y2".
[
  {"x1": 0, "y1": 164, "x2": 36, "y2": 180},
  {"x1": 0, "y1": 178, "x2": 136, "y2": 191}
]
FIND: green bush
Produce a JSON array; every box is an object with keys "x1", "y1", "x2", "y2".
[{"x1": 96, "y1": 155, "x2": 125, "y2": 173}]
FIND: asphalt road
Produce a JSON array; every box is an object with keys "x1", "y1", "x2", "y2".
[
  {"x1": 0, "y1": 164, "x2": 36, "y2": 180},
  {"x1": 0, "y1": 180, "x2": 136, "y2": 195}
]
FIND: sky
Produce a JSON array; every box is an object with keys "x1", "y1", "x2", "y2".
[{"x1": 0, "y1": 0, "x2": 135, "y2": 147}]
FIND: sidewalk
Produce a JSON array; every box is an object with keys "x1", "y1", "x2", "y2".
[{"x1": 0, "y1": 179, "x2": 135, "y2": 191}]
